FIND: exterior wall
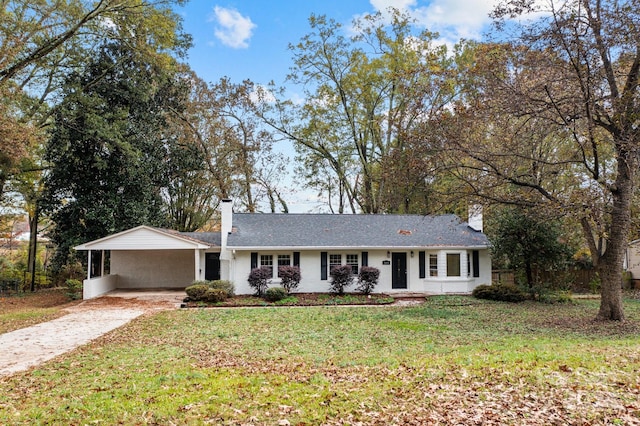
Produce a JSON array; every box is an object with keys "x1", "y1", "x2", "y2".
[
  {"x1": 83, "y1": 275, "x2": 118, "y2": 299},
  {"x1": 226, "y1": 248, "x2": 491, "y2": 295},
  {"x1": 111, "y1": 250, "x2": 195, "y2": 289},
  {"x1": 626, "y1": 241, "x2": 640, "y2": 279}
]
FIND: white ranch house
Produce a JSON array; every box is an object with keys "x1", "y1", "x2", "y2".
[{"x1": 75, "y1": 200, "x2": 491, "y2": 299}]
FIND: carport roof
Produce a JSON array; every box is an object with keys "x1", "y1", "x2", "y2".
[{"x1": 75, "y1": 226, "x2": 212, "y2": 250}]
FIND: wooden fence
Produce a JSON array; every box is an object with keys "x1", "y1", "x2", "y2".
[{"x1": 492, "y1": 268, "x2": 598, "y2": 292}]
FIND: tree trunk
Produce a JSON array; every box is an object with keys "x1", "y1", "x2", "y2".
[
  {"x1": 596, "y1": 262, "x2": 625, "y2": 321},
  {"x1": 525, "y1": 261, "x2": 534, "y2": 290},
  {"x1": 27, "y1": 205, "x2": 39, "y2": 292},
  {"x1": 595, "y1": 149, "x2": 635, "y2": 321}
]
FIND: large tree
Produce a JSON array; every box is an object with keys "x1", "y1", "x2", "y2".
[
  {"x1": 42, "y1": 41, "x2": 190, "y2": 270},
  {"x1": 489, "y1": 206, "x2": 572, "y2": 290},
  {"x1": 171, "y1": 76, "x2": 288, "y2": 215},
  {"x1": 450, "y1": 0, "x2": 640, "y2": 320},
  {"x1": 254, "y1": 10, "x2": 468, "y2": 213},
  {"x1": 0, "y1": 0, "x2": 190, "y2": 199}
]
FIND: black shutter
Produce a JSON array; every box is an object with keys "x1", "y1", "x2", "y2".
[
  {"x1": 419, "y1": 251, "x2": 426, "y2": 279},
  {"x1": 293, "y1": 251, "x2": 300, "y2": 267},
  {"x1": 472, "y1": 250, "x2": 480, "y2": 278},
  {"x1": 251, "y1": 252, "x2": 258, "y2": 270},
  {"x1": 361, "y1": 251, "x2": 368, "y2": 266},
  {"x1": 320, "y1": 251, "x2": 328, "y2": 280}
]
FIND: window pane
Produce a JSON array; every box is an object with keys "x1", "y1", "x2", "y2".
[
  {"x1": 429, "y1": 254, "x2": 438, "y2": 277},
  {"x1": 260, "y1": 254, "x2": 273, "y2": 275},
  {"x1": 277, "y1": 254, "x2": 291, "y2": 277},
  {"x1": 346, "y1": 254, "x2": 359, "y2": 274},
  {"x1": 446, "y1": 253, "x2": 460, "y2": 277},
  {"x1": 329, "y1": 254, "x2": 341, "y2": 273}
]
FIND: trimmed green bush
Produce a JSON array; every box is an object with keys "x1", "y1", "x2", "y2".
[
  {"x1": 472, "y1": 283, "x2": 527, "y2": 303},
  {"x1": 65, "y1": 279, "x2": 83, "y2": 300},
  {"x1": 264, "y1": 286, "x2": 288, "y2": 302},
  {"x1": 185, "y1": 284, "x2": 209, "y2": 301},
  {"x1": 204, "y1": 288, "x2": 229, "y2": 303},
  {"x1": 209, "y1": 280, "x2": 235, "y2": 297}
]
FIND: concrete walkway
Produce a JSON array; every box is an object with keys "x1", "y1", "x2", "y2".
[{"x1": 0, "y1": 290, "x2": 184, "y2": 377}]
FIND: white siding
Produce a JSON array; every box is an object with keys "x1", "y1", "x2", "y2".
[
  {"x1": 79, "y1": 227, "x2": 205, "y2": 250},
  {"x1": 83, "y1": 275, "x2": 118, "y2": 299},
  {"x1": 627, "y1": 241, "x2": 640, "y2": 279},
  {"x1": 225, "y1": 248, "x2": 491, "y2": 295}
]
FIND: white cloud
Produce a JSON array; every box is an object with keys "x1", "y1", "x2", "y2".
[
  {"x1": 369, "y1": 0, "x2": 501, "y2": 44},
  {"x1": 249, "y1": 84, "x2": 276, "y2": 105},
  {"x1": 370, "y1": 0, "x2": 417, "y2": 13},
  {"x1": 210, "y1": 6, "x2": 256, "y2": 49}
]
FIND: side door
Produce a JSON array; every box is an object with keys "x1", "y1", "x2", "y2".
[{"x1": 205, "y1": 253, "x2": 220, "y2": 281}]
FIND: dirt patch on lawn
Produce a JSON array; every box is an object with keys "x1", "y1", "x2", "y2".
[
  {"x1": 68, "y1": 293, "x2": 182, "y2": 313},
  {"x1": 0, "y1": 288, "x2": 79, "y2": 312}
]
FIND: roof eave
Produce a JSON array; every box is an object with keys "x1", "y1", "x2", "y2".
[{"x1": 226, "y1": 244, "x2": 490, "y2": 251}]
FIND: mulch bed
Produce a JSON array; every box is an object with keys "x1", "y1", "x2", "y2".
[{"x1": 181, "y1": 292, "x2": 399, "y2": 308}]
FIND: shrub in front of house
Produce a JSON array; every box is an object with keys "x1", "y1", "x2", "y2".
[
  {"x1": 278, "y1": 266, "x2": 301, "y2": 293},
  {"x1": 264, "y1": 286, "x2": 288, "y2": 302},
  {"x1": 65, "y1": 279, "x2": 83, "y2": 300},
  {"x1": 204, "y1": 288, "x2": 229, "y2": 303},
  {"x1": 248, "y1": 267, "x2": 272, "y2": 296},
  {"x1": 356, "y1": 266, "x2": 380, "y2": 295},
  {"x1": 472, "y1": 283, "x2": 527, "y2": 303},
  {"x1": 185, "y1": 283, "x2": 209, "y2": 301},
  {"x1": 329, "y1": 265, "x2": 354, "y2": 295},
  {"x1": 209, "y1": 280, "x2": 235, "y2": 297}
]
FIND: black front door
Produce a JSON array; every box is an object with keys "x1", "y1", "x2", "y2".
[
  {"x1": 391, "y1": 252, "x2": 407, "y2": 289},
  {"x1": 205, "y1": 253, "x2": 220, "y2": 281}
]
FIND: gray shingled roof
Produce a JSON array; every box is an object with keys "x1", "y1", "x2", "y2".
[
  {"x1": 180, "y1": 232, "x2": 221, "y2": 246},
  {"x1": 226, "y1": 213, "x2": 489, "y2": 249}
]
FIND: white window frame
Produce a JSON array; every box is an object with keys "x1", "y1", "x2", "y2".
[
  {"x1": 446, "y1": 252, "x2": 462, "y2": 277},
  {"x1": 346, "y1": 254, "x2": 359, "y2": 275},
  {"x1": 260, "y1": 254, "x2": 273, "y2": 276},
  {"x1": 277, "y1": 254, "x2": 292, "y2": 277},
  {"x1": 329, "y1": 254, "x2": 342, "y2": 273},
  {"x1": 429, "y1": 254, "x2": 438, "y2": 277}
]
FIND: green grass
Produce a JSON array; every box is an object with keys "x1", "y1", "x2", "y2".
[{"x1": 1, "y1": 297, "x2": 639, "y2": 424}]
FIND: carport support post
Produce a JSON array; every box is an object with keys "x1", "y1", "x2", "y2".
[
  {"x1": 101, "y1": 250, "x2": 105, "y2": 276},
  {"x1": 87, "y1": 250, "x2": 92, "y2": 280},
  {"x1": 194, "y1": 250, "x2": 200, "y2": 282}
]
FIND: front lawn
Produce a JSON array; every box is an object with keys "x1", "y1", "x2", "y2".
[{"x1": 1, "y1": 296, "x2": 639, "y2": 425}]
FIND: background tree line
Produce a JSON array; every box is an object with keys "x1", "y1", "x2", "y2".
[{"x1": 1, "y1": 0, "x2": 638, "y2": 320}]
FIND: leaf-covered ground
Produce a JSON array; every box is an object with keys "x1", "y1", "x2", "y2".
[
  {"x1": 1, "y1": 296, "x2": 639, "y2": 425},
  {"x1": 0, "y1": 288, "x2": 78, "y2": 334}
]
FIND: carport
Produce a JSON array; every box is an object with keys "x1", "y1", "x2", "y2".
[{"x1": 74, "y1": 226, "x2": 220, "y2": 299}]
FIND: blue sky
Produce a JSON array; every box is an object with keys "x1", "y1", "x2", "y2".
[
  {"x1": 177, "y1": 0, "x2": 500, "y2": 87},
  {"x1": 174, "y1": 0, "x2": 502, "y2": 212}
]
